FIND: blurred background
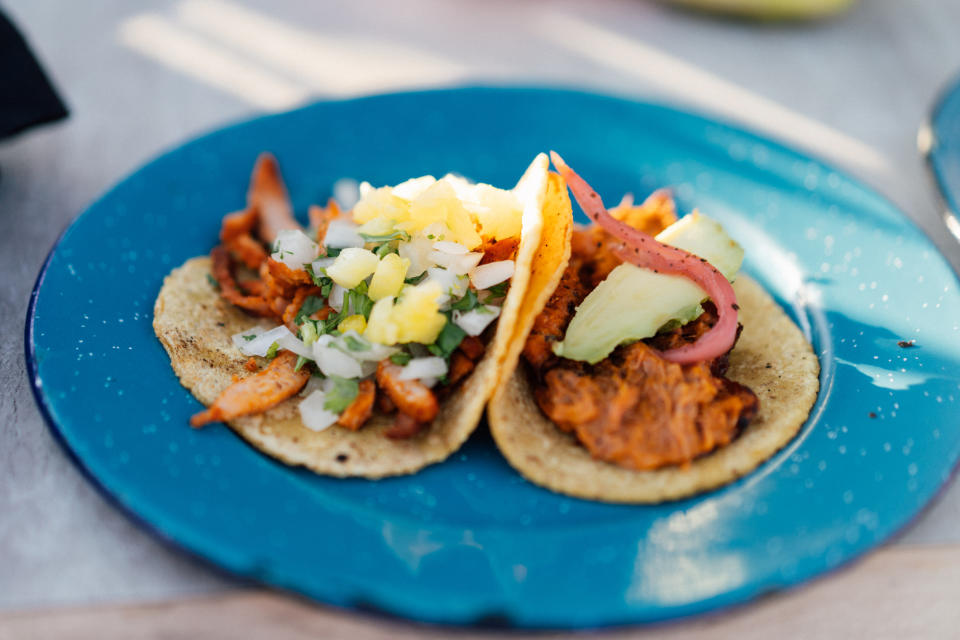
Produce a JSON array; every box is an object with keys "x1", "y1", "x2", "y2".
[{"x1": 3, "y1": 0, "x2": 960, "y2": 632}]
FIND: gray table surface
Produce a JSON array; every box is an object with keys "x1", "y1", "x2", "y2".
[{"x1": 3, "y1": 0, "x2": 960, "y2": 612}]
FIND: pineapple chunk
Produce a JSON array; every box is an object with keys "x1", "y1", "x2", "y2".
[
  {"x1": 394, "y1": 281, "x2": 447, "y2": 344},
  {"x1": 326, "y1": 248, "x2": 379, "y2": 289},
  {"x1": 356, "y1": 217, "x2": 395, "y2": 238},
  {"x1": 352, "y1": 185, "x2": 409, "y2": 225},
  {"x1": 368, "y1": 253, "x2": 409, "y2": 301},
  {"x1": 364, "y1": 297, "x2": 399, "y2": 345},
  {"x1": 442, "y1": 176, "x2": 522, "y2": 241},
  {"x1": 402, "y1": 181, "x2": 454, "y2": 233},
  {"x1": 393, "y1": 176, "x2": 436, "y2": 200},
  {"x1": 402, "y1": 181, "x2": 483, "y2": 249},
  {"x1": 470, "y1": 184, "x2": 522, "y2": 240},
  {"x1": 363, "y1": 281, "x2": 446, "y2": 346},
  {"x1": 446, "y1": 205, "x2": 483, "y2": 249},
  {"x1": 338, "y1": 314, "x2": 367, "y2": 334}
]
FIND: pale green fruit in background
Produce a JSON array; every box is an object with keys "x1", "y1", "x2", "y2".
[{"x1": 666, "y1": 0, "x2": 857, "y2": 20}]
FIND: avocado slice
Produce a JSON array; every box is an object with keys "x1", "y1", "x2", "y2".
[{"x1": 553, "y1": 212, "x2": 743, "y2": 364}]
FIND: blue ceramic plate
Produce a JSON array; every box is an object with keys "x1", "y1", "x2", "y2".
[{"x1": 27, "y1": 88, "x2": 960, "y2": 628}]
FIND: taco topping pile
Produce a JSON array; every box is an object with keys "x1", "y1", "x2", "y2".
[
  {"x1": 193, "y1": 154, "x2": 523, "y2": 438},
  {"x1": 521, "y1": 156, "x2": 759, "y2": 471}
]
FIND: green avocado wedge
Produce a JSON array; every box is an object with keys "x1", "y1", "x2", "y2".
[{"x1": 553, "y1": 213, "x2": 743, "y2": 364}]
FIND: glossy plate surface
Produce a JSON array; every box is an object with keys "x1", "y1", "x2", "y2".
[
  {"x1": 27, "y1": 87, "x2": 960, "y2": 628},
  {"x1": 927, "y1": 72, "x2": 960, "y2": 241}
]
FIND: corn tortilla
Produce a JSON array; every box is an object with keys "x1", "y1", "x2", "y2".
[
  {"x1": 489, "y1": 213, "x2": 820, "y2": 503},
  {"x1": 153, "y1": 155, "x2": 549, "y2": 478}
]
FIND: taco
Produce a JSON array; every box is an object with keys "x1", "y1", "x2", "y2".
[
  {"x1": 489, "y1": 153, "x2": 819, "y2": 503},
  {"x1": 154, "y1": 152, "x2": 561, "y2": 478}
]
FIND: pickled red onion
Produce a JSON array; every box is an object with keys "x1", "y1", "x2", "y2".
[{"x1": 549, "y1": 151, "x2": 739, "y2": 364}]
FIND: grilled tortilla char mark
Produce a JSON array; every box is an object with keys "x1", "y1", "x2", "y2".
[{"x1": 523, "y1": 195, "x2": 758, "y2": 470}]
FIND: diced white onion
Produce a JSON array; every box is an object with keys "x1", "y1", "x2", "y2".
[
  {"x1": 336, "y1": 331, "x2": 399, "y2": 362},
  {"x1": 312, "y1": 257, "x2": 336, "y2": 272},
  {"x1": 232, "y1": 326, "x2": 265, "y2": 351},
  {"x1": 312, "y1": 335, "x2": 364, "y2": 378},
  {"x1": 398, "y1": 234, "x2": 434, "y2": 277},
  {"x1": 299, "y1": 376, "x2": 326, "y2": 397},
  {"x1": 276, "y1": 333, "x2": 313, "y2": 359},
  {"x1": 234, "y1": 326, "x2": 293, "y2": 357},
  {"x1": 333, "y1": 178, "x2": 360, "y2": 210},
  {"x1": 397, "y1": 357, "x2": 448, "y2": 381},
  {"x1": 298, "y1": 390, "x2": 339, "y2": 432},
  {"x1": 429, "y1": 248, "x2": 483, "y2": 275},
  {"x1": 323, "y1": 219, "x2": 365, "y2": 248},
  {"x1": 431, "y1": 240, "x2": 469, "y2": 255},
  {"x1": 419, "y1": 376, "x2": 439, "y2": 388},
  {"x1": 425, "y1": 267, "x2": 468, "y2": 305},
  {"x1": 271, "y1": 229, "x2": 319, "y2": 269},
  {"x1": 453, "y1": 305, "x2": 501, "y2": 336},
  {"x1": 328, "y1": 283, "x2": 346, "y2": 311},
  {"x1": 470, "y1": 260, "x2": 514, "y2": 290}
]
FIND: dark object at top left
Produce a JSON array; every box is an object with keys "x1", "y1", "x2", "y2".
[{"x1": 0, "y1": 8, "x2": 68, "y2": 141}]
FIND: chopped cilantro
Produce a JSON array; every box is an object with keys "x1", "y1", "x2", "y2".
[
  {"x1": 319, "y1": 310, "x2": 344, "y2": 335},
  {"x1": 242, "y1": 334, "x2": 258, "y2": 342},
  {"x1": 294, "y1": 355, "x2": 310, "y2": 372},
  {"x1": 374, "y1": 242, "x2": 398, "y2": 258},
  {"x1": 346, "y1": 283, "x2": 374, "y2": 319},
  {"x1": 342, "y1": 334, "x2": 370, "y2": 352},
  {"x1": 404, "y1": 272, "x2": 428, "y2": 285},
  {"x1": 304, "y1": 264, "x2": 333, "y2": 297},
  {"x1": 428, "y1": 317, "x2": 466, "y2": 359},
  {"x1": 295, "y1": 295, "x2": 327, "y2": 325},
  {"x1": 300, "y1": 321, "x2": 319, "y2": 345},
  {"x1": 206, "y1": 273, "x2": 220, "y2": 290},
  {"x1": 265, "y1": 341, "x2": 280, "y2": 360},
  {"x1": 325, "y1": 247, "x2": 343, "y2": 258},
  {"x1": 389, "y1": 351, "x2": 412, "y2": 366},
  {"x1": 323, "y1": 375, "x2": 359, "y2": 413},
  {"x1": 450, "y1": 288, "x2": 480, "y2": 312},
  {"x1": 426, "y1": 234, "x2": 435, "y2": 240},
  {"x1": 485, "y1": 281, "x2": 509, "y2": 299},
  {"x1": 359, "y1": 229, "x2": 411, "y2": 243}
]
